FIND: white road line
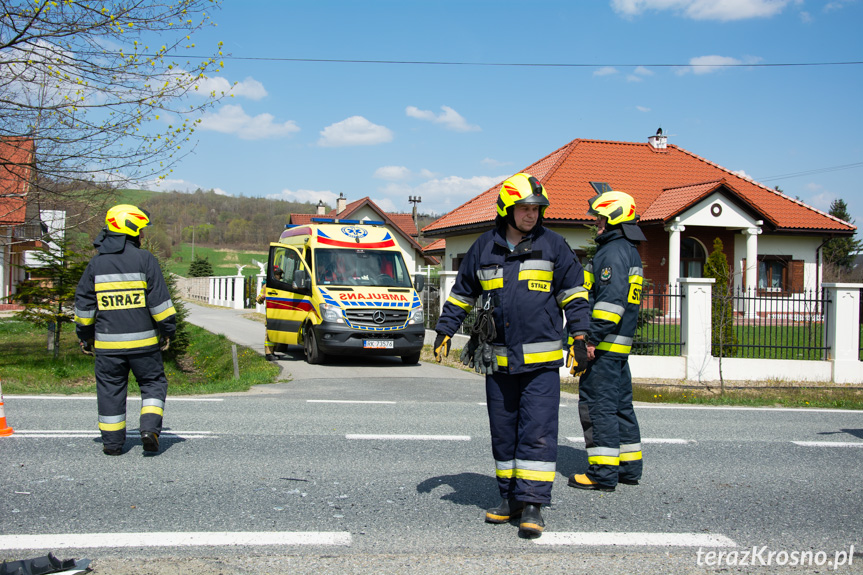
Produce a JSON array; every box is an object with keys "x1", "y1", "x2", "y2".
[
  {"x1": 308, "y1": 400, "x2": 396, "y2": 404},
  {"x1": 792, "y1": 441, "x2": 863, "y2": 448},
  {"x1": 535, "y1": 532, "x2": 736, "y2": 547},
  {"x1": 0, "y1": 531, "x2": 351, "y2": 550},
  {"x1": 11, "y1": 431, "x2": 216, "y2": 439},
  {"x1": 636, "y1": 404, "x2": 862, "y2": 414},
  {"x1": 566, "y1": 437, "x2": 695, "y2": 444},
  {"x1": 5, "y1": 396, "x2": 224, "y2": 402},
  {"x1": 346, "y1": 434, "x2": 471, "y2": 441}
]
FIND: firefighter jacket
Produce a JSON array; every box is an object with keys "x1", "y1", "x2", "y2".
[
  {"x1": 584, "y1": 227, "x2": 644, "y2": 357},
  {"x1": 74, "y1": 230, "x2": 176, "y2": 355},
  {"x1": 435, "y1": 224, "x2": 589, "y2": 374}
]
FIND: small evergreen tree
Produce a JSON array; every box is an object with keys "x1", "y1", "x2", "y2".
[
  {"x1": 12, "y1": 236, "x2": 90, "y2": 358},
  {"x1": 188, "y1": 255, "x2": 214, "y2": 277},
  {"x1": 143, "y1": 238, "x2": 190, "y2": 360},
  {"x1": 704, "y1": 238, "x2": 737, "y2": 364},
  {"x1": 822, "y1": 199, "x2": 861, "y2": 274}
]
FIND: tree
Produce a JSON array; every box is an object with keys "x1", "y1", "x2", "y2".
[
  {"x1": 0, "y1": 0, "x2": 228, "y2": 234},
  {"x1": 822, "y1": 199, "x2": 861, "y2": 277},
  {"x1": 188, "y1": 255, "x2": 213, "y2": 277},
  {"x1": 704, "y1": 238, "x2": 738, "y2": 392},
  {"x1": 146, "y1": 239, "x2": 190, "y2": 360},
  {"x1": 11, "y1": 234, "x2": 89, "y2": 358}
]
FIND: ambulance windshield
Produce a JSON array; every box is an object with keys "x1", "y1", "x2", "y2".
[{"x1": 315, "y1": 249, "x2": 413, "y2": 288}]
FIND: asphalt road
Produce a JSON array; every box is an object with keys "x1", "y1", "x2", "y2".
[{"x1": 1, "y1": 303, "x2": 862, "y2": 574}]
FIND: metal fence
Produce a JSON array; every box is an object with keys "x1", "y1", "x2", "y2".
[
  {"x1": 633, "y1": 283, "x2": 684, "y2": 356},
  {"x1": 714, "y1": 287, "x2": 829, "y2": 360}
]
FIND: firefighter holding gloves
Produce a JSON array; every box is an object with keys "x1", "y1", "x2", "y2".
[
  {"x1": 433, "y1": 173, "x2": 589, "y2": 536},
  {"x1": 569, "y1": 190, "x2": 645, "y2": 492},
  {"x1": 74, "y1": 205, "x2": 176, "y2": 456}
]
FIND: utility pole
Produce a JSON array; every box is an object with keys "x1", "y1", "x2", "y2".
[{"x1": 409, "y1": 196, "x2": 422, "y2": 239}]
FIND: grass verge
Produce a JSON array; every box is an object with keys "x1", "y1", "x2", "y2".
[
  {"x1": 420, "y1": 345, "x2": 863, "y2": 410},
  {"x1": 0, "y1": 318, "x2": 280, "y2": 395}
]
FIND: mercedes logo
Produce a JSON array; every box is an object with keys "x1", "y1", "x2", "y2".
[{"x1": 372, "y1": 311, "x2": 386, "y2": 324}]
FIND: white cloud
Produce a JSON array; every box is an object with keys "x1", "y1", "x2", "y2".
[
  {"x1": 610, "y1": 0, "x2": 793, "y2": 21},
  {"x1": 805, "y1": 183, "x2": 836, "y2": 212},
  {"x1": 267, "y1": 188, "x2": 340, "y2": 205},
  {"x1": 593, "y1": 66, "x2": 619, "y2": 77},
  {"x1": 732, "y1": 169, "x2": 753, "y2": 180},
  {"x1": 634, "y1": 66, "x2": 654, "y2": 77},
  {"x1": 405, "y1": 105, "x2": 480, "y2": 132},
  {"x1": 198, "y1": 104, "x2": 300, "y2": 140},
  {"x1": 636, "y1": 106, "x2": 652, "y2": 112},
  {"x1": 193, "y1": 76, "x2": 268, "y2": 100},
  {"x1": 374, "y1": 166, "x2": 412, "y2": 181},
  {"x1": 799, "y1": 10, "x2": 812, "y2": 22},
  {"x1": 825, "y1": 0, "x2": 855, "y2": 12},
  {"x1": 675, "y1": 54, "x2": 761, "y2": 75},
  {"x1": 318, "y1": 116, "x2": 394, "y2": 147},
  {"x1": 377, "y1": 174, "x2": 508, "y2": 215},
  {"x1": 482, "y1": 158, "x2": 510, "y2": 167}
]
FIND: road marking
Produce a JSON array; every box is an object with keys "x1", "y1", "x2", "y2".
[
  {"x1": 566, "y1": 437, "x2": 695, "y2": 444},
  {"x1": 0, "y1": 531, "x2": 351, "y2": 550},
  {"x1": 346, "y1": 434, "x2": 471, "y2": 441},
  {"x1": 535, "y1": 532, "x2": 736, "y2": 547},
  {"x1": 5, "y1": 396, "x2": 224, "y2": 402},
  {"x1": 636, "y1": 404, "x2": 862, "y2": 414},
  {"x1": 308, "y1": 400, "x2": 396, "y2": 404},
  {"x1": 792, "y1": 441, "x2": 863, "y2": 448},
  {"x1": 10, "y1": 431, "x2": 216, "y2": 439}
]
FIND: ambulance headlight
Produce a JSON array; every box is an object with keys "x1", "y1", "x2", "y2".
[
  {"x1": 408, "y1": 306, "x2": 424, "y2": 325},
  {"x1": 319, "y1": 303, "x2": 344, "y2": 324}
]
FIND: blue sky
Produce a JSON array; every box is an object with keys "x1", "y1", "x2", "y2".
[{"x1": 150, "y1": 0, "x2": 863, "y2": 227}]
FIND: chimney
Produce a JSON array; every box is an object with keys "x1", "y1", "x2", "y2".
[
  {"x1": 648, "y1": 127, "x2": 667, "y2": 149},
  {"x1": 337, "y1": 193, "x2": 346, "y2": 214},
  {"x1": 316, "y1": 200, "x2": 326, "y2": 215}
]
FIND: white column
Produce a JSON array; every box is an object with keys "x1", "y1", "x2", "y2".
[
  {"x1": 823, "y1": 283, "x2": 863, "y2": 384},
  {"x1": 233, "y1": 276, "x2": 245, "y2": 310},
  {"x1": 680, "y1": 277, "x2": 716, "y2": 382},
  {"x1": 742, "y1": 224, "x2": 761, "y2": 293},
  {"x1": 439, "y1": 271, "x2": 458, "y2": 318},
  {"x1": 665, "y1": 218, "x2": 684, "y2": 287}
]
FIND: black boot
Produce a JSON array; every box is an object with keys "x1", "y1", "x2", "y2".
[
  {"x1": 519, "y1": 504, "x2": 544, "y2": 535},
  {"x1": 485, "y1": 498, "x2": 525, "y2": 523},
  {"x1": 141, "y1": 431, "x2": 160, "y2": 453}
]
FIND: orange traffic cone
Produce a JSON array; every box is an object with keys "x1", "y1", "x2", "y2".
[{"x1": 0, "y1": 379, "x2": 14, "y2": 436}]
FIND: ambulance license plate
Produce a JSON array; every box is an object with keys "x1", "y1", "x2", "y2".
[{"x1": 364, "y1": 340, "x2": 393, "y2": 349}]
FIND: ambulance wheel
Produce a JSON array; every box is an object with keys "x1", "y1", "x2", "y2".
[
  {"x1": 401, "y1": 351, "x2": 421, "y2": 365},
  {"x1": 304, "y1": 324, "x2": 326, "y2": 364}
]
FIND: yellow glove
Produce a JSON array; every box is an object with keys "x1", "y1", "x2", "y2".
[
  {"x1": 566, "y1": 334, "x2": 589, "y2": 377},
  {"x1": 433, "y1": 333, "x2": 451, "y2": 362}
]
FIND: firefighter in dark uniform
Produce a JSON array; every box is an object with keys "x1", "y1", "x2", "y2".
[
  {"x1": 74, "y1": 204, "x2": 176, "y2": 456},
  {"x1": 433, "y1": 173, "x2": 590, "y2": 536},
  {"x1": 569, "y1": 190, "x2": 645, "y2": 491}
]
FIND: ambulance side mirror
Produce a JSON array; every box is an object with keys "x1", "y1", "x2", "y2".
[
  {"x1": 293, "y1": 269, "x2": 311, "y2": 291},
  {"x1": 413, "y1": 274, "x2": 425, "y2": 293}
]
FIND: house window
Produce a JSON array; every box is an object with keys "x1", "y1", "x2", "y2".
[
  {"x1": 758, "y1": 256, "x2": 788, "y2": 292},
  {"x1": 680, "y1": 237, "x2": 706, "y2": 278}
]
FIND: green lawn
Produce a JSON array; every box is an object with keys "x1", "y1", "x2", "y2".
[
  {"x1": 0, "y1": 318, "x2": 280, "y2": 395},
  {"x1": 166, "y1": 244, "x2": 268, "y2": 278}
]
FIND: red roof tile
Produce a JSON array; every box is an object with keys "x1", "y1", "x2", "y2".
[
  {"x1": 422, "y1": 238, "x2": 445, "y2": 253},
  {"x1": 423, "y1": 139, "x2": 853, "y2": 234}
]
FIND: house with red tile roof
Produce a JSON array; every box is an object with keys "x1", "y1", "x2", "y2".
[
  {"x1": 0, "y1": 137, "x2": 42, "y2": 309},
  {"x1": 288, "y1": 194, "x2": 437, "y2": 272},
  {"x1": 423, "y1": 131, "x2": 855, "y2": 295}
]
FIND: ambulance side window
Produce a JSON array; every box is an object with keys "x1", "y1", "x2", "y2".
[{"x1": 269, "y1": 247, "x2": 307, "y2": 292}]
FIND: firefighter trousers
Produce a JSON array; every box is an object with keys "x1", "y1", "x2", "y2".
[
  {"x1": 95, "y1": 351, "x2": 168, "y2": 450},
  {"x1": 578, "y1": 352, "x2": 642, "y2": 487},
  {"x1": 486, "y1": 367, "x2": 559, "y2": 505}
]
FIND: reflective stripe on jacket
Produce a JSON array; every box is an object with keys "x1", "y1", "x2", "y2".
[
  {"x1": 74, "y1": 233, "x2": 176, "y2": 355},
  {"x1": 435, "y1": 224, "x2": 589, "y2": 374},
  {"x1": 585, "y1": 228, "x2": 643, "y2": 358}
]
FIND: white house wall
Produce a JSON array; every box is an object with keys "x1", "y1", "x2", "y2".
[{"x1": 679, "y1": 193, "x2": 755, "y2": 229}]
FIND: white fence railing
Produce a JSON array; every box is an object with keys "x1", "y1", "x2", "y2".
[{"x1": 175, "y1": 274, "x2": 264, "y2": 311}]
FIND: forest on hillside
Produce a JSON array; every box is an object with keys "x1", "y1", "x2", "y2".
[{"x1": 50, "y1": 188, "x2": 441, "y2": 259}]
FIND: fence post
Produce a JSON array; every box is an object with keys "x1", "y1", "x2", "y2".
[
  {"x1": 438, "y1": 271, "x2": 458, "y2": 318},
  {"x1": 680, "y1": 277, "x2": 716, "y2": 382},
  {"x1": 823, "y1": 283, "x2": 863, "y2": 384},
  {"x1": 233, "y1": 276, "x2": 245, "y2": 310},
  {"x1": 255, "y1": 274, "x2": 266, "y2": 314}
]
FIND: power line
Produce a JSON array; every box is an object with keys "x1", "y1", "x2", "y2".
[
  {"x1": 174, "y1": 54, "x2": 863, "y2": 69},
  {"x1": 757, "y1": 162, "x2": 863, "y2": 182}
]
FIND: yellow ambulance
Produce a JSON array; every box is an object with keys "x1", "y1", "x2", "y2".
[{"x1": 263, "y1": 219, "x2": 426, "y2": 364}]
